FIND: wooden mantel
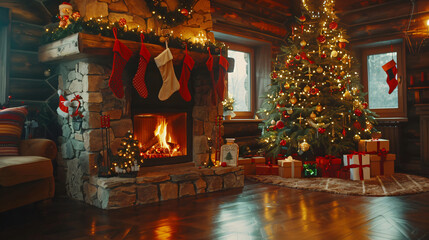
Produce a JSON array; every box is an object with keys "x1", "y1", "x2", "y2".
[{"x1": 38, "y1": 32, "x2": 224, "y2": 67}]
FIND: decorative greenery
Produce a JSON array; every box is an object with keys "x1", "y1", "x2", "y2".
[
  {"x1": 144, "y1": 0, "x2": 197, "y2": 27},
  {"x1": 112, "y1": 131, "x2": 142, "y2": 173},
  {"x1": 41, "y1": 17, "x2": 225, "y2": 54},
  {"x1": 258, "y1": 0, "x2": 378, "y2": 158}
]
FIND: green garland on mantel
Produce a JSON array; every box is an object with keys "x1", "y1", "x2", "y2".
[
  {"x1": 41, "y1": 18, "x2": 224, "y2": 54},
  {"x1": 144, "y1": 0, "x2": 197, "y2": 27}
]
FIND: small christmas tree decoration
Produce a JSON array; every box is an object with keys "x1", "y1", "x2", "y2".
[
  {"x1": 331, "y1": 50, "x2": 338, "y2": 58},
  {"x1": 338, "y1": 39, "x2": 349, "y2": 49},
  {"x1": 284, "y1": 82, "x2": 291, "y2": 89},
  {"x1": 310, "y1": 112, "x2": 317, "y2": 120},
  {"x1": 304, "y1": 85, "x2": 311, "y2": 93},
  {"x1": 318, "y1": 128, "x2": 326, "y2": 134},
  {"x1": 113, "y1": 130, "x2": 142, "y2": 176},
  {"x1": 299, "y1": 15, "x2": 306, "y2": 21},
  {"x1": 343, "y1": 90, "x2": 352, "y2": 100},
  {"x1": 362, "y1": 102, "x2": 368, "y2": 109},
  {"x1": 290, "y1": 96, "x2": 298, "y2": 104},
  {"x1": 316, "y1": 104, "x2": 323, "y2": 112},
  {"x1": 317, "y1": 35, "x2": 326, "y2": 43},
  {"x1": 300, "y1": 40, "x2": 307, "y2": 47},
  {"x1": 354, "y1": 109, "x2": 362, "y2": 117},
  {"x1": 180, "y1": 8, "x2": 189, "y2": 16},
  {"x1": 316, "y1": 66, "x2": 323, "y2": 73},
  {"x1": 300, "y1": 140, "x2": 310, "y2": 152}
]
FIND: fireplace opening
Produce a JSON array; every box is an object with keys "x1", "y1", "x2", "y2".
[{"x1": 133, "y1": 112, "x2": 192, "y2": 167}]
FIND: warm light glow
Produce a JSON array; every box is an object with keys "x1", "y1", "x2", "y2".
[{"x1": 154, "y1": 118, "x2": 170, "y2": 150}]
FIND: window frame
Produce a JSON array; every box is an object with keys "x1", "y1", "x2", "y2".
[
  {"x1": 225, "y1": 42, "x2": 256, "y2": 119},
  {"x1": 0, "y1": 7, "x2": 10, "y2": 104},
  {"x1": 361, "y1": 42, "x2": 407, "y2": 119}
]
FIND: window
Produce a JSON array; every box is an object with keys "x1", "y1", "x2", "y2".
[
  {"x1": 0, "y1": 7, "x2": 10, "y2": 104},
  {"x1": 361, "y1": 43, "x2": 406, "y2": 119},
  {"x1": 226, "y1": 43, "x2": 255, "y2": 119}
]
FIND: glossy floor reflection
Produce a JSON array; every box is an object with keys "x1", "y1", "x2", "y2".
[{"x1": 1, "y1": 181, "x2": 429, "y2": 239}]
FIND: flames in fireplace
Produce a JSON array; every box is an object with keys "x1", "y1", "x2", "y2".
[{"x1": 133, "y1": 113, "x2": 187, "y2": 159}]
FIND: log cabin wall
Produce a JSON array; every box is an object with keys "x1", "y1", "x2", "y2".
[
  {"x1": 336, "y1": 0, "x2": 429, "y2": 175},
  {"x1": 0, "y1": 1, "x2": 59, "y2": 140}
]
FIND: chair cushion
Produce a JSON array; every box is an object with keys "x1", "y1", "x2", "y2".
[
  {"x1": 0, "y1": 156, "x2": 53, "y2": 187},
  {"x1": 0, "y1": 106, "x2": 28, "y2": 156}
]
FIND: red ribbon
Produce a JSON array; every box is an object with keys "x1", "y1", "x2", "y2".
[
  {"x1": 346, "y1": 152, "x2": 370, "y2": 180},
  {"x1": 378, "y1": 148, "x2": 388, "y2": 175},
  {"x1": 70, "y1": 95, "x2": 82, "y2": 118}
]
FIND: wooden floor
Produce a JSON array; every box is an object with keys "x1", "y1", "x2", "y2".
[{"x1": 1, "y1": 180, "x2": 429, "y2": 240}]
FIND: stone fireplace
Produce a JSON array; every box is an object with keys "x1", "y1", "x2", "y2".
[
  {"x1": 40, "y1": 33, "x2": 243, "y2": 209},
  {"x1": 39, "y1": 0, "x2": 243, "y2": 209}
]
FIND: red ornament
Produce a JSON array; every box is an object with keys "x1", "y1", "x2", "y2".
[
  {"x1": 221, "y1": 162, "x2": 227, "y2": 167},
  {"x1": 276, "y1": 120, "x2": 285, "y2": 129},
  {"x1": 354, "y1": 109, "x2": 362, "y2": 116},
  {"x1": 299, "y1": 15, "x2": 306, "y2": 22},
  {"x1": 300, "y1": 52, "x2": 307, "y2": 59},
  {"x1": 295, "y1": 55, "x2": 301, "y2": 60},
  {"x1": 310, "y1": 88, "x2": 319, "y2": 95},
  {"x1": 180, "y1": 8, "x2": 189, "y2": 16},
  {"x1": 339, "y1": 42, "x2": 347, "y2": 49},
  {"x1": 318, "y1": 128, "x2": 326, "y2": 134},
  {"x1": 280, "y1": 139, "x2": 287, "y2": 146},
  {"x1": 362, "y1": 102, "x2": 368, "y2": 109},
  {"x1": 118, "y1": 18, "x2": 127, "y2": 27},
  {"x1": 308, "y1": 60, "x2": 315, "y2": 64},
  {"x1": 329, "y1": 21, "x2": 338, "y2": 30},
  {"x1": 320, "y1": 53, "x2": 327, "y2": 59},
  {"x1": 317, "y1": 35, "x2": 326, "y2": 44},
  {"x1": 72, "y1": 12, "x2": 81, "y2": 20},
  {"x1": 272, "y1": 72, "x2": 278, "y2": 79},
  {"x1": 354, "y1": 121, "x2": 361, "y2": 129},
  {"x1": 342, "y1": 128, "x2": 346, "y2": 136}
]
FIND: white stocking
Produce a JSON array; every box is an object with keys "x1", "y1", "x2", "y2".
[{"x1": 155, "y1": 42, "x2": 180, "y2": 101}]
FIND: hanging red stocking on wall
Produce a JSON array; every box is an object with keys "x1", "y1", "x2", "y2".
[
  {"x1": 109, "y1": 27, "x2": 133, "y2": 99},
  {"x1": 216, "y1": 53, "x2": 229, "y2": 101},
  {"x1": 382, "y1": 59, "x2": 398, "y2": 94},
  {"x1": 132, "y1": 33, "x2": 151, "y2": 98},
  {"x1": 179, "y1": 44, "x2": 195, "y2": 102},
  {"x1": 206, "y1": 48, "x2": 218, "y2": 105}
]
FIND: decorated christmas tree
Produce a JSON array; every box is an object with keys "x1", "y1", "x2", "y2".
[
  {"x1": 259, "y1": 0, "x2": 378, "y2": 159},
  {"x1": 112, "y1": 131, "x2": 143, "y2": 172}
]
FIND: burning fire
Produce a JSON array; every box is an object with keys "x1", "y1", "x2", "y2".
[
  {"x1": 138, "y1": 117, "x2": 181, "y2": 158},
  {"x1": 154, "y1": 118, "x2": 170, "y2": 150}
]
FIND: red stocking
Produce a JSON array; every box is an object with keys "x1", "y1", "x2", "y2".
[
  {"x1": 382, "y1": 59, "x2": 398, "y2": 94},
  {"x1": 179, "y1": 45, "x2": 195, "y2": 102},
  {"x1": 133, "y1": 33, "x2": 151, "y2": 98},
  {"x1": 206, "y1": 48, "x2": 217, "y2": 105},
  {"x1": 216, "y1": 55, "x2": 229, "y2": 101},
  {"x1": 109, "y1": 28, "x2": 133, "y2": 99}
]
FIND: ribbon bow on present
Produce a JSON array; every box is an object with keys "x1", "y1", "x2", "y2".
[{"x1": 346, "y1": 151, "x2": 370, "y2": 180}]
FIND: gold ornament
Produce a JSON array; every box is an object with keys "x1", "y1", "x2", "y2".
[
  {"x1": 353, "y1": 100, "x2": 360, "y2": 108},
  {"x1": 290, "y1": 96, "x2": 298, "y2": 104},
  {"x1": 300, "y1": 40, "x2": 307, "y2": 47},
  {"x1": 331, "y1": 50, "x2": 338, "y2": 58},
  {"x1": 303, "y1": 85, "x2": 311, "y2": 93},
  {"x1": 316, "y1": 66, "x2": 323, "y2": 73},
  {"x1": 340, "y1": 71, "x2": 346, "y2": 76},
  {"x1": 284, "y1": 82, "x2": 290, "y2": 89},
  {"x1": 300, "y1": 140, "x2": 310, "y2": 152},
  {"x1": 159, "y1": 36, "x2": 166, "y2": 43},
  {"x1": 353, "y1": 134, "x2": 361, "y2": 142},
  {"x1": 316, "y1": 104, "x2": 323, "y2": 112},
  {"x1": 287, "y1": 108, "x2": 293, "y2": 114},
  {"x1": 310, "y1": 112, "x2": 317, "y2": 120},
  {"x1": 343, "y1": 90, "x2": 352, "y2": 100}
]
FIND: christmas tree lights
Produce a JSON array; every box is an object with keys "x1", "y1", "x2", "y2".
[{"x1": 258, "y1": 0, "x2": 378, "y2": 158}]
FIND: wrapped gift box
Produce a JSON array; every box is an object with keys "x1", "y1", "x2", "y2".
[
  {"x1": 343, "y1": 153, "x2": 370, "y2": 181},
  {"x1": 255, "y1": 164, "x2": 279, "y2": 175},
  {"x1": 316, "y1": 155, "x2": 342, "y2": 178},
  {"x1": 369, "y1": 153, "x2": 395, "y2": 177},
  {"x1": 237, "y1": 157, "x2": 265, "y2": 175},
  {"x1": 278, "y1": 157, "x2": 302, "y2": 178},
  {"x1": 358, "y1": 139, "x2": 390, "y2": 153}
]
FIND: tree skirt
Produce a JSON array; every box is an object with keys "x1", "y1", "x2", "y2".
[{"x1": 247, "y1": 173, "x2": 429, "y2": 196}]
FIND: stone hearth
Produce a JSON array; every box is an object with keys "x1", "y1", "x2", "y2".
[{"x1": 85, "y1": 164, "x2": 244, "y2": 209}]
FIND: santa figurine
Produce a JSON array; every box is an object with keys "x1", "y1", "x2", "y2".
[{"x1": 59, "y1": 2, "x2": 73, "y2": 18}]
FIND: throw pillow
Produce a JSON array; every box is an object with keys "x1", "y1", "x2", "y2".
[{"x1": 0, "y1": 106, "x2": 28, "y2": 155}]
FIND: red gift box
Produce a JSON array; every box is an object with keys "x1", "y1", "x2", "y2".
[
  {"x1": 316, "y1": 155, "x2": 342, "y2": 178},
  {"x1": 255, "y1": 164, "x2": 279, "y2": 175}
]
